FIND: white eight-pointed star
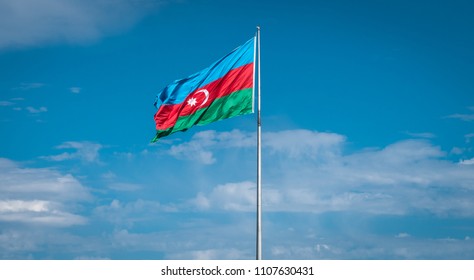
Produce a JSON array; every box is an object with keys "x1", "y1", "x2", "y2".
[{"x1": 187, "y1": 97, "x2": 197, "y2": 107}]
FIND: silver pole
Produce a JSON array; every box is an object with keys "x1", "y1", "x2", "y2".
[{"x1": 256, "y1": 26, "x2": 262, "y2": 260}]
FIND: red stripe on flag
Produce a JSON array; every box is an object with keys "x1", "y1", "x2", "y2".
[{"x1": 154, "y1": 63, "x2": 253, "y2": 130}]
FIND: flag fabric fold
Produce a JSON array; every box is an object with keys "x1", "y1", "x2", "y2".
[{"x1": 152, "y1": 38, "x2": 255, "y2": 142}]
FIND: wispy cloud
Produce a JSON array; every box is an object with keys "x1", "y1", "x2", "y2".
[
  {"x1": 94, "y1": 199, "x2": 176, "y2": 228},
  {"x1": 181, "y1": 130, "x2": 474, "y2": 217},
  {"x1": 465, "y1": 133, "x2": 474, "y2": 143},
  {"x1": 451, "y1": 147, "x2": 464, "y2": 155},
  {"x1": 265, "y1": 129, "x2": 345, "y2": 159},
  {"x1": 191, "y1": 181, "x2": 256, "y2": 211},
  {"x1": 0, "y1": 158, "x2": 94, "y2": 258},
  {"x1": 0, "y1": 200, "x2": 86, "y2": 226},
  {"x1": 459, "y1": 158, "x2": 474, "y2": 165},
  {"x1": 446, "y1": 114, "x2": 474, "y2": 121},
  {"x1": 12, "y1": 82, "x2": 45, "y2": 90},
  {"x1": 108, "y1": 221, "x2": 255, "y2": 260},
  {"x1": 69, "y1": 87, "x2": 81, "y2": 94},
  {"x1": 267, "y1": 231, "x2": 474, "y2": 259},
  {"x1": 107, "y1": 182, "x2": 142, "y2": 192},
  {"x1": 168, "y1": 129, "x2": 344, "y2": 164},
  {"x1": 41, "y1": 141, "x2": 103, "y2": 163},
  {"x1": 0, "y1": 101, "x2": 14, "y2": 106},
  {"x1": 0, "y1": 158, "x2": 90, "y2": 227},
  {"x1": 168, "y1": 248, "x2": 249, "y2": 260},
  {"x1": 2, "y1": 129, "x2": 472, "y2": 259},
  {"x1": 0, "y1": 0, "x2": 163, "y2": 51},
  {"x1": 169, "y1": 131, "x2": 220, "y2": 164},
  {"x1": 446, "y1": 106, "x2": 474, "y2": 122},
  {"x1": 25, "y1": 106, "x2": 47, "y2": 113},
  {"x1": 405, "y1": 131, "x2": 436, "y2": 139}
]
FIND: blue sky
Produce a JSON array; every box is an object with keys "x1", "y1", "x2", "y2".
[{"x1": 1, "y1": 0, "x2": 473, "y2": 259}]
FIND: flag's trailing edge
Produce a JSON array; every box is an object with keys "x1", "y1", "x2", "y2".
[{"x1": 152, "y1": 38, "x2": 255, "y2": 142}]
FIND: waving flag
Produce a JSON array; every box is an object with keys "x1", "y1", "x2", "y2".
[{"x1": 152, "y1": 38, "x2": 255, "y2": 142}]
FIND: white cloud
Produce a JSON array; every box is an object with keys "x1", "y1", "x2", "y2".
[
  {"x1": 396, "y1": 233, "x2": 410, "y2": 238},
  {"x1": 0, "y1": 230, "x2": 38, "y2": 256},
  {"x1": 192, "y1": 193, "x2": 211, "y2": 209},
  {"x1": 265, "y1": 129, "x2": 345, "y2": 160},
  {"x1": 373, "y1": 139, "x2": 445, "y2": 162},
  {"x1": 3, "y1": 127, "x2": 473, "y2": 259},
  {"x1": 0, "y1": 200, "x2": 50, "y2": 212},
  {"x1": 183, "y1": 130, "x2": 474, "y2": 217},
  {"x1": 216, "y1": 129, "x2": 256, "y2": 148},
  {"x1": 192, "y1": 182, "x2": 403, "y2": 215},
  {"x1": 108, "y1": 220, "x2": 255, "y2": 260},
  {"x1": 0, "y1": 158, "x2": 91, "y2": 201},
  {"x1": 113, "y1": 151, "x2": 135, "y2": 160},
  {"x1": 0, "y1": 228, "x2": 104, "y2": 259},
  {"x1": 450, "y1": 147, "x2": 464, "y2": 155},
  {"x1": 42, "y1": 152, "x2": 72, "y2": 161},
  {"x1": 25, "y1": 106, "x2": 47, "y2": 113},
  {"x1": 95, "y1": 199, "x2": 176, "y2": 227},
  {"x1": 192, "y1": 182, "x2": 256, "y2": 211},
  {"x1": 12, "y1": 82, "x2": 45, "y2": 90},
  {"x1": 0, "y1": 200, "x2": 86, "y2": 226},
  {"x1": 169, "y1": 131, "x2": 220, "y2": 164},
  {"x1": 446, "y1": 114, "x2": 474, "y2": 121},
  {"x1": 191, "y1": 181, "x2": 284, "y2": 212},
  {"x1": 41, "y1": 141, "x2": 103, "y2": 163},
  {"x1": 405, "y1": 131, "x2": 436, "y2": 139},
  {"x1": 267, "y1": 234, "x2": 474, "y2": 259},
  {"x1": 168, "y1": 129, "x2": 344, "y2": 164},
  {"x1": 459, "y1": 158, "x2": 474, "y2": 165},
  {"x1": 0, "y1": 0, "x2": 163, "y2": 50},
  {"x1": 168, "y1": 129, "x2": 255, "y2": 164},
  {"x1": 0, "y1": 101, "x2": 14, "y2": 106},
  {"x1": 69, "y1": 87, "x2": 81, "y2": 94},
  {"x1": 465, "y1": 133, "x2": 474, "y2": 143},
  {"x1": 101, "y1": 171, "x2": 116, "y2": 180},
  {"x1": 107, "y1": 182, "x2": 142, "y2": 191},
  {"x1": 168, "y1": 248, "x2": 248, "y2": 260},
  {"x1": 96, "y1": 207, "x2": 474, "y2": 260},
  {"x1": 0, "y1": 158, "x2": 90, "y2": 226}
]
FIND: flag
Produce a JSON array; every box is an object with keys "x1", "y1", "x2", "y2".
[{"x1": 152, "y1": 38, "x2": 255, "y2": 142}]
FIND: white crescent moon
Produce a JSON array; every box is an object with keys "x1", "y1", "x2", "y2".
[{"x1": 196, "y1": 89, "x2": 209, "y2": 106}]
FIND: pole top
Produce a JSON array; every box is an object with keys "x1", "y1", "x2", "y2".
[{"x1": 257, "y1": 26, "x2": 260, "y2": 30}]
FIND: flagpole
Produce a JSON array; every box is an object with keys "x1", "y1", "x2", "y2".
[{"x1": 256, "y1": 26, "x2": 262, "y2": 260}]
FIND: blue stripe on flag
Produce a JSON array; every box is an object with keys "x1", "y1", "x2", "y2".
[{"x1": 155, "y1": 38, "x2": 254, "y2": 107}]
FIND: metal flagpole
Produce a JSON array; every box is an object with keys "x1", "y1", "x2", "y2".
[{"x1": 256, "y1": 26, "x2": 262, "y2": 260}]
